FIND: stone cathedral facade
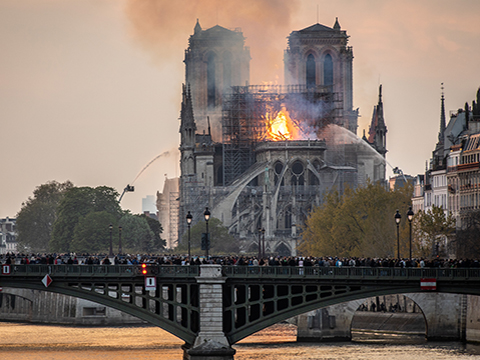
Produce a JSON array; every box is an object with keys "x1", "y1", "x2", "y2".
[{"x1": 161, "y1": 19, "x2": 388, "y2": 255}]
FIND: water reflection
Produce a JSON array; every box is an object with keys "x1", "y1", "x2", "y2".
[{"x1": 0, "y1": 322, "x2": 478, "y2": 360}]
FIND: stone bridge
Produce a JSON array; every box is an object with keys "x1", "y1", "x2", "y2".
[{"x1": 1, "y1": 263, "x2": 480, "y2": 359}]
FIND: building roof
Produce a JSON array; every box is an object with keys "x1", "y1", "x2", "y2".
[{"x1": 298, "y1": 23, "x2": 335, "y2": 33}]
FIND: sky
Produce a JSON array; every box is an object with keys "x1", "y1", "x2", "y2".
[{"x1": 1, "y1": 0, "x2": 479, "y2": 218}]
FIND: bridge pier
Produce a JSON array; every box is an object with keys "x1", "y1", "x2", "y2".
[{"x1": 185, "y1": 264, "x2": 235, "y2": 360}]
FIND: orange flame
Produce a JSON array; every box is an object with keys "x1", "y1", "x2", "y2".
[{"x1": 265, "y1": 107, "x2": 299, "y2": 141}]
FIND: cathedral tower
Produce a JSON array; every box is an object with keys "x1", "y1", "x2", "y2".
[
  {"x1": 184, "y1": 20, "x2": 250, "y2": 138},
  {"x1": 284, "y1": 18, "x2": 357, "y2": 133}
]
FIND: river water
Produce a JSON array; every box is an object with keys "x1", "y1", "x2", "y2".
[{"x1": 1, "y1": 322, "x2": 479, "y2": 360}]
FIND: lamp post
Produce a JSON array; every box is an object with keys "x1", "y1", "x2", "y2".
[
  {"x1": 109, "y1": 224, "x2": 113, "y2": 257},
  {"x1": 204, "y1": 207, "x2": 210, "y2": 259},
  {"x1": 186, "y1": 211, "x2": 193, "y2": 260},
  {"x1": 407, "y1": 207, "x2": 414, "y2": 261},
  {"x1": 394, "y1": 210, "x2": 401, "y2": 259},
  {"x1": 118, "y1": 226, "x2": 122, "y2": 254},
  {"x1": 261, "y1": 228, "x2": 265, "y2": 258},
  {"x1": 258, "y1": 228, "x2": 262, "y2": 260}
]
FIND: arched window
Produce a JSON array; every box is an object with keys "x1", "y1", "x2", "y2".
[
  {"x1": 306, "y1": 54, "x2": 316, "y2": 87},
  {"x1": 207, "y1": 53, "x2": 216, "y2": 107},
  {"x1": 274, "y1": 161, "x2": 284, "y2": 186},
  {"x1": 222, "y1": 51, "x2": 232, "y2": 90},
  {"x1": 285, "y1": 206, "x2": 292, "y2": 229},
  {"x1": 324, "y1": 54, "x2": 333, "y2": 86}
]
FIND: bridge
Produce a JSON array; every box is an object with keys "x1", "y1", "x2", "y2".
[{"x1": 1, "y1": 263, "x2": 480, "y2": 359}]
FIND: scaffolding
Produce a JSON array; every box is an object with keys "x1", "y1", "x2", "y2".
[{"x1": 222, "y1": 85, "x2": 343, "y2": 185}]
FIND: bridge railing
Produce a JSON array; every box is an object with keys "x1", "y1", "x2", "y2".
[
  {"x1": 222, "y1": 266, "x2": 480, "y2": 279},
  {"x1": 6, "y1": 264, "x2": 200, "y2": 278}
]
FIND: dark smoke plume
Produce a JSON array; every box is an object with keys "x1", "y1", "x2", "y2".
[{"x1": 124, "y1": 0, "x2": 300, "y2": 83}]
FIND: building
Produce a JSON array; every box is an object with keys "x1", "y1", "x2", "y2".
[
  {"x1": 164, "y1": 20, "x2": 388, "y2": 256},
  {"x1": 414, "y1": 86, "x2": 480, "y2": 256},
  {"x1": 0, "y1": 217, "x2": 17, "y2": 254},
  {"x1": 157, "y1": 176, "x2": 179, "y2": 249}
]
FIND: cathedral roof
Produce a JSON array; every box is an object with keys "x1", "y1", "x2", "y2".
[{"x1": 298, "y1": 23, "x2": 336, "y2": 33}]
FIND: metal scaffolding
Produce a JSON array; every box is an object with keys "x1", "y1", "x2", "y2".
[{"x1": 221, "y1": 85, "x2": 343, "y2": 185}]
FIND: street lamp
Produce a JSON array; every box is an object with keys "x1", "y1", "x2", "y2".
[
  {"x1": 118, "y1": 226, "x2": 122, "y2": 254},
  {"x1": 258, "y1": 228, "x2": 262, "y2": 260},
  {"x1": 261, "y1": 228, "x2": 265, "y2": 258},
  {"x1": 109, "y1": 224, "x2": 113, "y2": 257},
  {"x1": 394, "y1": 210, "x2": 401, "y2": 259},
  {"x1": 186, "y1": 211, "x2": 193, "y2": 260},
  {"x1": 407, "y1": 207, "x2": 414, "y2": 261},
  {"x1": 204, "y1": 207, "x2": 211, "y2": 258}
]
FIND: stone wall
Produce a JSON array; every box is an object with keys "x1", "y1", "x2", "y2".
[{"x1": 0, "y1": 288, "x2": 144, "y2": 325}]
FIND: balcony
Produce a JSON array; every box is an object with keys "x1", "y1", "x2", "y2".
[{"x1": 457, "y1": 162, "x2": 480, "y2": 172}]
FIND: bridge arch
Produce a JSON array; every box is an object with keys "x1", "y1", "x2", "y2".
[{"x1": 0, "y1": 265, "x2": 201, "y2": 345}]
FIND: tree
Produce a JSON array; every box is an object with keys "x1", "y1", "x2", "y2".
[
  {"x1": 119, "y1": 213, "x2": 155, "y2": 253},
  {"x1": 15, "y1": 180, "x2": 73, "y2": 252},
  {"x1": 50, "y1": 186, "x2": 122, "y2": 252},
  {"x1": 140, "y1": 214, "x2": 166, "y2": 251},
  {"x1": 413, "y1": 205, "x2": 456, "y2": 258},
  {"x1": 176, "y1": 217, "x2": 239, "y2": 256},
  {"x1": 70, "y1": 211, "x2": 118, "y2": 254},
  {"x1": 455, "y1": 210, "x2": 480, "y2": 258},
  {"x1": 299, "y1": 181, "x2": 413, "y2": 258}
]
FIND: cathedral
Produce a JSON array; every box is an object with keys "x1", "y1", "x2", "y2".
[{"x1": 158, "y1": 19, "x2": 388, "y2": 255}]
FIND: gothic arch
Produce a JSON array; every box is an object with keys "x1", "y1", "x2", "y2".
[
  {"x1": 318, "y1": 47, "x2": 339, "y2": 86},
  {"x1": 275, "y1": 242, "x2": 291, "y2": 256},
  {"x1": 289, "y1": 159, "x2": 306, "y2": 186},
  {"x1": 306, "y1": 53, "x2": 316, "y2": 87},
  {"x1": 323, "y1": 54, "x2": 334, "y2": 86}
]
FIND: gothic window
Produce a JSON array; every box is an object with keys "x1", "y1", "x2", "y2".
[
  {"x1": 223, "y1": 51, "x2": 232, "y2": 90},
  {"x1": 291, "y1": 160, "x2": 305, "y2": 186},
  {"x1": 207, "y1": 52, "x2": 216, "y2": 107},
  {"x1": 306, "y1": 54, "x2": 316, "y2": 87},
  {"x1": 274, "y1": 161, "x2": 284, "y2": 186},
  {"x1": 323, "y1": 54, "x2": 333, "y2": 86},
  {"x1": 292, "y1": 161, "x2": 304, "y2": 175},
  {"x1": 285, "y1": 205, "x2": 292, "y2": 229}
]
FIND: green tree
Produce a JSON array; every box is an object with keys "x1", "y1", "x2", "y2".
[
  {"x1": 140, "y1": 214, "x2": 166, "y2": 251},
  {"x1": 176, "y1": 217, "x2": 239, "y2": 256},
  {"x1": 299, "y1": 181, "x2": 413, "y2": 258},
  {"x1": 16, "y1": 180, "x2": 73, "y2": 252},
  {"x1": 455, "y1": 210, "x2": 480, "y2": 258},
  {"x1": 119, "y1": 213, "x2": 155, "y2": 253},
  {"x1": 50, "y1": 186, "x2": 122, "y2": 252},
  {"x1": 413, "y1": 204, "x2": 455, "y2": 258},
  {"x1": 71, "y1": 211, "x2": 118, "y2": 254}
]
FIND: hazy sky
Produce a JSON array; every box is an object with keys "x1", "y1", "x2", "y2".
[{"x1": 1, "y1": 0, "x2": 479, "y2": 218}]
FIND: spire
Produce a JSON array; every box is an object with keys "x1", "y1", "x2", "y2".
[
  {"x1": 333, "y1": 17, "x2": 341, "y2": 30},
  {"x1": 179, "y1": 83, "x2": 196, "y2": 148},
  {"x1": 376, "y1": 84, "x2": 385, "y2": 127},
  {"x1": 438, "y1": 83, "x2": 446, "y2": 143},
  {"x1": 194, "y1": 19, "x2": 202, "y2": 35},
  {"x1": 180, "y1": 84, "x2": 196, "y2": 129}
]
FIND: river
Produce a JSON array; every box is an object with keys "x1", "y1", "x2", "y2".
[{"x1": 1, "y1": 322, "x2": 479, "y2": 359}]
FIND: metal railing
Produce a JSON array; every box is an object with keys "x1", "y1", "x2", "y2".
[
  {"x1": 221, "y1": 266, "x2": 480, "y2": 280},
  {"x1": 4, "y1": 264, "x2": 480, "y2": 281},
  {"x1": 4, "y1": 264, "x2": 200, "y2": 278}
]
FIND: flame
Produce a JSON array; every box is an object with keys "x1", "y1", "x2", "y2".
[{"x1": 265, "y1": 107, "x2": 299, "y2": 141}]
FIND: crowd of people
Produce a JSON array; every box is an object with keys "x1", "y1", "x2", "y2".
[{"x1": 1, "y1": 252, "x2": 480, "y2": 268}]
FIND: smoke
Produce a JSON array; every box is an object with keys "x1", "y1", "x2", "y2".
[{"x1": 124, "y1": 0, "x2": 301, "y2": 83}]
